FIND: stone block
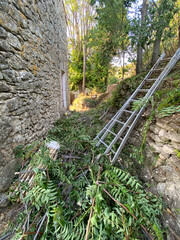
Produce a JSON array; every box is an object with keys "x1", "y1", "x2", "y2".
[
  {"x1": 0, "y1": 11, "x2": 18, "y2": 33},
  {"x1": 148, "y1": 141, "x2": 163, "y2": 153},
  {"x1": 163, "y1": 145, "x2": 175, "y2": 155},
  {"x1": 0, "y1": 27, "x2": 7, "y2": 39},
  {"x1": 172, "y1": 142, "x2": 180, "y2": 151},
  {"x1": 0, "y1": 82, "x2": 12, "y2": 92},
  {"x1": 159, "y1": 129, "x2": 169, "y2": 141},
  {"x1": 159, "y1": 152, "x2": 170, "y2": 160},
  {"x1": 150, "y1": 133, "x2": 163, "y2": 143},
  {"x1": 0, "y1": 119, "x2": 13, "y2": 142},
  {"x1": 168, "y1": 131, "x2": 180, "y2": 143},
  {"x1": 8, "y1": 32, "x2": 21, "y2": 51},
  {"x1": 167, "y1": 155, "x2": 180, "y2": 170},
  {"x1": 0, "y1": 160, "x2": 18, "y2": 192},
  {"x1": 0, "y1": 93, "x2": 13, "y2": 100},
  {"x1": 153, "y1": 167, "x2": 167, "y2": 182},
  {"x1": 0, "y1": 193, "x2": 9, "y2": 208}
]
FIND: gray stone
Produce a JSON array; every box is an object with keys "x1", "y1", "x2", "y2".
[
  {"x1": 152, "y1": 167, "x2": 167, "y2": 182},
  {"x1": 8, "y1": 33, "x2": 21, "y2": 51},
  {"x1": 0, "y1": 40, "x2": 11, "y2": 52},
  {"x1": 157, "y1": 182, "x2": 166, "y2": 194},
  {"x1": 0, "y1": 72, "x2": 3, "y2": 79},
  {"x1": 167, "y1": 155, "x2": 180, "y2": 169},
  {"x1": 0, "y1": 151, "x2": 5, "y2": 166},
  {"x1": 7, "y1": 98, "x2": 20, "y2": 112},
  {"x1": 163, "y1": 145, "x2": 175, "y2": 155},
  {"x1": 0, "y1": 27, "x2": 7, "y2": 39},
  {"x1": 168, "y1": 131, "x2": 180, "y2": 143},
  {"x1": 0, "y1": 160, "x2": 18, "y2": 192},
  {"x1": 159, "y1": 152, "x2": 170, "y2": 160},
  {"x1": 159, "y1": 129, "x2": 169, "y2": 141},
  {"x1": 150, "y1": 133, "x2": 163, "y2": 143},
  {"x1": 2, "y1": 69, "x2": 16, "y2": 84},
  {"x1": 0, "y1": 193, "x2": 9, "y2": 208},
  {"x1": 0, "y1": 93, "x2": 13, "y2": 100},
  {"x1": 0, "y1": 82, "x2": 12, "y2": 92},
  {"x1": 0, "y1": 11, "x2": 18, "y2": 33},
  {"x1": 0, "y1": 119, "x2": 13, "y2": 142}
]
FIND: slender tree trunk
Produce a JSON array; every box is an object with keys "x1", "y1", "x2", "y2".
[
  {"x1": 136, "y1": 46, "x2": 143, "y2": 74},
  {"x1": 104, "y1": 68, "x2": 109, "y2": 89},
  {"x1": 82, "y1": 41, "x2": 86, "y2": 93},
  {"x1": 82, "y1": 0, "x2": 86, "y2": 93},
  {"x1": 136, "y1": 0, "x2": 149, "y2": 74},
  {"x1": 151, "y1": 38, "x2": 161, "y2": 65},
  {"x1": 79, "y1": 81, "x2": 83, "y2": 93},
  {"x1": 178, "y1": 24, "x2": 180, "y2": 48}
]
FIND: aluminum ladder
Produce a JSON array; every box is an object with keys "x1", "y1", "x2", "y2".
[{"x1": 94, "y1": 48, "x2": 180, "y2": 164}]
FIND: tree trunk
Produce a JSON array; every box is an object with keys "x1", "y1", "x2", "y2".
[
  {"x1": 82, "y1": 0, "x2": 86, "y2": 93},
  {"x1": 136, "y1": 46, "x2": 143, "y2": 74},
  {"x1": 151, "y1": 38, "x2": 161, "y2": 66},
  {"x1": 178, "y1": 25, "x2": 180, "y2": 48},
  {"x1": 82, "y1": 41, "x2": 86, "y2": 93},
  {"x1": 136, "y1": 0, "x2": 149, "y2": 74},
  {"x1": 104, "y1": 69, "x2": 109, "y2": 89},
  {"x1": 79, "y1": 81, "x2": 83, "y2": 93}
]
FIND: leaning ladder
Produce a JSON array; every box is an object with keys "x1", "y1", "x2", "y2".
[{"x1": 94, "y1": 48, "x2": 180, "y2": 164}]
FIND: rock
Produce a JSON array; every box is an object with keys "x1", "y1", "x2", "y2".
[
  {"x1": 0, "y1": 27, "x2": 7, "y2": 39},
  {"x1": 0, "y1": 40, "x2": 11, "y2": 52},
  {"x1": 140, "y1": 168, "x2": 152, "y2": 181},
  {"x1": 0, "y1": 82, "x2": 12, "y2": 92},
  {"x1": 148, "y1": 141, "x2": 163, "y2": 153},
  {"x1": 159, "y1": 129, "x2": 169, "y2": 141},
  {"x1": 163, "y1": 145, "x2": 175, "y2": 155},
  {"x1": 0, "y1": 93, "x2": 13, "y2": 100},
  {"x1": 157, "y1": 182, "x2": 166, "y2": 194},
  {"x1": 8, "y1": 33, "x2": 21, "y2": 51},
  {"x1": 0, "y1": 72, "x2": 3, "y2": 79},
  {"x1": 0, "y1": 193, "x2": 9, "y2": 208},
  {"x1": 0, "y1": 159, "x2": 18, "y2": 192},
  {"x1": 150, "y1": 133, "x2": 163, "y2": 143},
  {"x1": 159, "y1": 152, "x2": 170, "y2": 160},
  {"x1": 168, "y1": 131, "x2": 180, "y2": 143},
  {"x1": 7, "y1": 98, "x2": 19, "y2": 112},
  {"x1": 149, "y1": 124, "x2": 161, "y2": 134},
  {"x1": 154, "y1": 157, "x2": 166, "y2": 167},
  {"x1": 171, "y1": 142, "x2": 180, "y2": 151},
  {"x1": 167, "y1": 155, "x2": 180, "y2": 170},
  {"x1": 0, "y1": 11, "x2": 18, "y2": 33},
  {"x1": 152, "y1": 167, "x2": 167, "y2": 182}
]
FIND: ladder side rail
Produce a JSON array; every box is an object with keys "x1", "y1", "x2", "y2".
[
  {"x1": 146, "y1": 48, "x2": 180, "y2": 96},
  {"x1": 104, "y1": 111, "x2": 137, "y2": 153},
  {"x1": 111, "y1": 48, "x2": 180, "y2": 163},
  {"x1": 95, "y1": 53, "x2": 165, "y2": 145},
  {"x1": 94, "y1": 107, "x2": 123, "y2": 141}
]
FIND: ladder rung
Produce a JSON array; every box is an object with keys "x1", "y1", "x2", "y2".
[
  {"x1": 123, "y1": 109, "x2": 134, "y2": 114},
  {"x1": 113, "y1": 119, "x2": 125, "y2": 125},
  {"x1": 160, "y1": 57, "x2": 171, "y2": 61},
  {"x1": 152, "y1": 68, "x2": 164, "y2": 71},
  {"x1": 138, "y1": 89, "x2": 149, "y2": 92},
  {"x1": 105, "y1": 128, "x2": 117, "y2": 136},
  {"x1": 146, "y1": 78, "x2": 157, "y2": 81},
  {"x1": 99, "y1": 139, "x2": 115, "y2": 154}
]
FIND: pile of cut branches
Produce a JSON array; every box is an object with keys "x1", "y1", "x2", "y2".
[{"x1": 6, "y1": 110, "x2": 164, "y2": 240}]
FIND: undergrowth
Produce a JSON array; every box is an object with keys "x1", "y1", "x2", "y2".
[
  {"x1": 8, "y1": 109, "x2": 165, "y2": 240},
  {"x1": 7, "y1": 67, "x2": 180, "y2": 239}
]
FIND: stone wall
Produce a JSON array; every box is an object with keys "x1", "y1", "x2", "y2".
[
  {"x1": 0, "y1": 0, "x2": 69, "y2": 192},
  {"x1": 140, "y1": 114, "x2": 180, "y2": 238}
]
